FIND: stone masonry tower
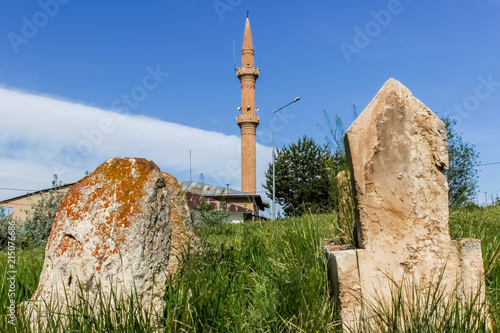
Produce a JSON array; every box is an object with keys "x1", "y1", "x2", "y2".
[{"x1": 236, "y1": 18, "x2": 259, "y2": 194}]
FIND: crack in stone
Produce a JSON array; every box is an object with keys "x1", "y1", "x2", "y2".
[{"x1": 63, "y1": 233, "x2": 81, "y2": 244}]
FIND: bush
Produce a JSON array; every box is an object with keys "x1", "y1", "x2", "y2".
[
  {"x1": 192, "y1": 201, "x2": 230, "y2": 227},
  {"x1": 0, "y1": 208, "x2": 13, "y2": 249},
  {"x1": 18, "y1": 175, "x2": 65, "y2": 248}
]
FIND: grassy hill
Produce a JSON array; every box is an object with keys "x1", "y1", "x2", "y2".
[{"x1": 1, "y1": 207, "x2": 499, "y2": 332}]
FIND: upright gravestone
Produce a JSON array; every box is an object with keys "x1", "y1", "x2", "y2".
[
  {"x1": 326, "y1": 78, "x2": 489, "y2": 331},
  {"x1": 26, "y1": 158, "x2": 174, "y2": 322}
]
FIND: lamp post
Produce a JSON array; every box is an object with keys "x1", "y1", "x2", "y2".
[{"x1": 272, "y1": 97, "x2": 301, "y2": 220}]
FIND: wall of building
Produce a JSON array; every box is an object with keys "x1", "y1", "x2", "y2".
[
  {"x1": 2, "y1": 187, "x2": 71, "y2": 222},
  {"x1": 228, "y1": 212, "x2": 245, "y2": 224}
]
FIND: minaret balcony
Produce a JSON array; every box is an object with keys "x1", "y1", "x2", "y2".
[
  {"x1": 236, "y1": 67, "x2": 260, "y2": 78},
  {"x1": 237, "y1": 114, "x2": 260, "y2": 124}
]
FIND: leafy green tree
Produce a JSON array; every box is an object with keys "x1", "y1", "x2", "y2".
[
  {"x1": 263, "y1": 136, "x2": 333, "y2": 217},
  {"x1": 18, "y1": 174, "x2": 65, "y2": 248},
  {"x1": 442, "y1": 117, "x2": 479, "y2": 207}
]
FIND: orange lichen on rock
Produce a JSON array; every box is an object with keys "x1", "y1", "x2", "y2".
[{"x1": 26, "y1": 157, "x2": 172, "y2": 320}]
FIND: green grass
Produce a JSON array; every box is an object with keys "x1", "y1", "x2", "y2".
[
  {"x1": 163, "y1": 214, "x2": 339, "y2": 332},
  {"x1": 0, "y1": 207, "x2": 499, "y2": 332},
  {"x1": 0, "y1": 214, "x2": 339, "y2": 332},
  {"x1": 349, "y1": 270, "x2": 492, "y2": 333},
  {"x1": 0, "y1": 247, "x2": 44, "y2": 308}
]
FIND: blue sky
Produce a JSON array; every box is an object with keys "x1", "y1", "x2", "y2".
[{"x1": 0, "y1": 1, "x2": 499, "y2": 206}]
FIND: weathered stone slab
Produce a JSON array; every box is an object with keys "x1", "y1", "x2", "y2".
[
  {"x1": 163, "y1": 172, "x2": 204, "y2": 276},
  {"x1": 344, "y1": 78, "x2": 455, "y2": 282},
  {"x1": 326, "y1": 248, "x2": 361, "y2": 331},
  {"x1": 26, "y1": 157, "x2": 171, "y2": 318},
  {"x1": 326, "y1": 78, "x2": 489, "y2": 331},
  {"x1": 459, "y1": 239, "x2": 487, "y2": 301}
]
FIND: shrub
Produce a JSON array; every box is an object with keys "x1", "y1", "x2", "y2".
[
  {"x1": 0, "y1": 208, "x2": 12, "y2": 249},
  {"x1": 18, "y1": 175, "x2": 65, "y2": 248},
  {"x1": 192, "y1": 201, "x2": 230, "y2": 227}
]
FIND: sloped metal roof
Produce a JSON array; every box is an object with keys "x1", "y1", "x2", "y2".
[
  {"x1": 181, "y1": 181, "x2": 255, "y2": 197},
  {"x1": 0, "y1": 183, "x2": 74, "y2": 204},
  {"x1": 180, "y1": 181, "x2": 267, "y2": 211}
]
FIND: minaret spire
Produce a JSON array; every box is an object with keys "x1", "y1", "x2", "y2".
[
  {"x1": 236, "y1": 17, "x2": 260, "y2": 195},
  {"x1": 242, "y1": 18, "x2": 254, "y2": 66}
]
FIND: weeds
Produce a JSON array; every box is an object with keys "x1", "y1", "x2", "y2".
[
  {"x1": 349, "y1": 273, "x2": 491, "y2": 333},
  {"x1": 0, "y1": 214, "x2": 338, "y2": 332},
  {"x1": 0, "y1": 207, "x2": 498, "y2": 332}
]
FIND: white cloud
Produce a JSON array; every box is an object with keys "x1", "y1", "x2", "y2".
[{"x1": 0, "y1": 88, "x2": 272, "y2": 201}]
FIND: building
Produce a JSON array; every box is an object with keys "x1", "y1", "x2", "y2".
[
  {"x1": 182, "y1": 182, "x2": 266, "y2": 223},
  {"x1": 0, "y1": 184, "x2": 73, "y2": 221}
]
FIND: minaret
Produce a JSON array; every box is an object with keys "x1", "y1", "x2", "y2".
[{"x1": 236, "y1": 17, "x2": 259, "y2": 194}]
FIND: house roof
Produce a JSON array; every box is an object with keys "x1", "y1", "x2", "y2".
[
  {"x1": 181, "y1": 181, "x2": 253, "y2": 197},
  {"x1": 181, "y1": 181, "x2": 267, "y2": 211},
  {"x1": 0, "y1": 183, "x2": 74, "y2": 204}
]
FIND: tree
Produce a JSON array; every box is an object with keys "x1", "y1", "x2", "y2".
[
  {"x1": 442, "y1": 117, "x2": 479, "y2": 207},
  {"x1": 263, "y1": 136, "x2": 332, "y2": 217},
  {"x1": 18, "y1": 174, "x2": 65, "y2": 248}
]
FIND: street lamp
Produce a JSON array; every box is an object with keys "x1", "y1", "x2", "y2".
[{"x1": 272, "y1": 97, "x2": 301, "y2": 220}]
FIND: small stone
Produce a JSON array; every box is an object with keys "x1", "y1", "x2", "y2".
[{"x1": 326, "y1": 249, "x2": 361, "y2": 331}]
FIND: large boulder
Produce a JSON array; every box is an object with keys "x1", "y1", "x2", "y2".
[{"x1": 26, "y1": 157, "x2": 172, "y2": 317}]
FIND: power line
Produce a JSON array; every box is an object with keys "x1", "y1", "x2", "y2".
[
  {"x1": 476, "y1": 162, "x2": 500, "y2": 167},
  {"x1": 0, "y1": 187, "x2": 36, "y2": 192}
]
